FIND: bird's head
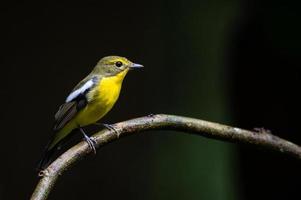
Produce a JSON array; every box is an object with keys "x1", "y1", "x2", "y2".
[{"x1": 93, "y1": 56, "x2": 143, "y2": 77}]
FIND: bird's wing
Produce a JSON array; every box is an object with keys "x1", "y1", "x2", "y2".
[
  {"x1": 65, "y1": 78, "x2": 95, "y2": 102},
  {"x1": 53, "y1": 76, "x2": 98, "y2": 131}
]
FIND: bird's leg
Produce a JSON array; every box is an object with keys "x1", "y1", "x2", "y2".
[
  {"x1": 94, "y1": 122, "x2": 120, "y2": 138},
  {"x1": 79, "y1": 127, "x2": 97, "y2": 154}
]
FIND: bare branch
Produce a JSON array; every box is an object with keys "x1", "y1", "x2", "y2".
[{"x1": 30, "y1": 114, "x2": 301, "y2": 200}]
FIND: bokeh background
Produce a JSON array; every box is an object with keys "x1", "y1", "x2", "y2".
[{"x1": 1, "y1": 0, "x2": 300, "y2": 199}]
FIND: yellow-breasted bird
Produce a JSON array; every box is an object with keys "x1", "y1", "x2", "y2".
[{"x1": 38, "y1": 56, "x2": 143, "y2": 169}]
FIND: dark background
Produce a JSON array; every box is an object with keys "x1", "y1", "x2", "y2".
[{"x1": 1, "y1": 0, "x2": 300, "y2": 199}]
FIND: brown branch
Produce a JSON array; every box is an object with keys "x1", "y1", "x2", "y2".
[{"x1": 30, "y1": 114, "x2": 301, "y2": 200}]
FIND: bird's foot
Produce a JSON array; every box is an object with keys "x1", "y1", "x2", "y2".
[
  {"x1": 79, "y1": 127, "x2": 97, "y2": 154},
  {"x1": 94, "y1": 123, "x2": 120, "y2": 138},
  {"x1": 83, "y1": 134, "x2": 97, "y2": 154}
]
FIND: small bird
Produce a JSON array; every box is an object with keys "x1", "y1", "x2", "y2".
[{"x1": 38, "y1": 56, "x2": 143, "y2": 170}]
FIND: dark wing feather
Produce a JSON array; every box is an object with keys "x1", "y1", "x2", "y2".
[
  {"x1": 53, "y1": 76, "x2": 98, "y2": 131},
  {"x1": 53, "y1": 94, "x2": 88, "y2": 131},
  {"x1": 53, "y1": 102, "x2": 77, "y2": 131}
]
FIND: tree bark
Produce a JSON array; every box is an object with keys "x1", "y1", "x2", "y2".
[{"x1": 30, "y1": 114, "x2": 301, "y2": 200}]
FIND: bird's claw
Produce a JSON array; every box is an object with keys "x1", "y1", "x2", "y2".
[
  {"x1": 95, "y1": 123, "x2": 120, "y2": 138},
  {"x1": 79, "y1": 127, "x2": 97, "y2": 154},
  {"x1": 83, "y1": 135, "x2": 97, "y2": 154},
  {"x1": 104, "y1": 124, "x2": 120, "y2": 138}
]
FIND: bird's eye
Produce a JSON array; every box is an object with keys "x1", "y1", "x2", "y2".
[{"x1": 115, "y1": 61, "x2": 123, "y2": 67}]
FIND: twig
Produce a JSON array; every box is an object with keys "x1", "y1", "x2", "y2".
[{"x1": 30, "y1": 114, "x2": 301, "y2": 200}]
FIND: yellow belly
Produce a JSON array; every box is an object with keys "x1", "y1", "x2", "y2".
[
  {"x1": 49, "y1": 69, "x2": 129, "y2": 149},
  {"x1": 75, "y1": 69, "x2": 129, "y2": 126}
]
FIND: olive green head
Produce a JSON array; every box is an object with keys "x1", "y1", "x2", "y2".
[{"x1": 93, "y1": 56, "x2": 143, "y2": 77}]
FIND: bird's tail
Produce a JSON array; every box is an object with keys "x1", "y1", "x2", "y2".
[
  {"x1": 37, "y1": 141, "x2": 59, "y2": 170},
  {"x1": 37, "y1": 127, "x2": 76, "y2": 170}
]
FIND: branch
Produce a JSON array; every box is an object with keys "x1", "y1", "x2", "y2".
[{"x1": 30, "y1": 114, "x2": 301, "y2": 200}]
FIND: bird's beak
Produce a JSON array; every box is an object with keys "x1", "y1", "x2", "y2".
[{"x1": 130, "y1": 63, "x2": 144, "y2": 69}]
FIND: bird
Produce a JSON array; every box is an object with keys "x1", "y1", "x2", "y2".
[{"x1": 38, "y1": 56, "x2": 143, "y2": 170}]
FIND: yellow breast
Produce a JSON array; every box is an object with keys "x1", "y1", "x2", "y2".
[{"x1": 75, "y1": 69, "x2": 129, "y2": 126}]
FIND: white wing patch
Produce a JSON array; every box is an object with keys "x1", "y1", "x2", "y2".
[{"x1": 65, "y1": 79, "x2": 95, "y2": 102}]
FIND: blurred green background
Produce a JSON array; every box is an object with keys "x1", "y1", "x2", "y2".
[{"x1": 1, "y1": 0, "x2": 300, "y2": 199}]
